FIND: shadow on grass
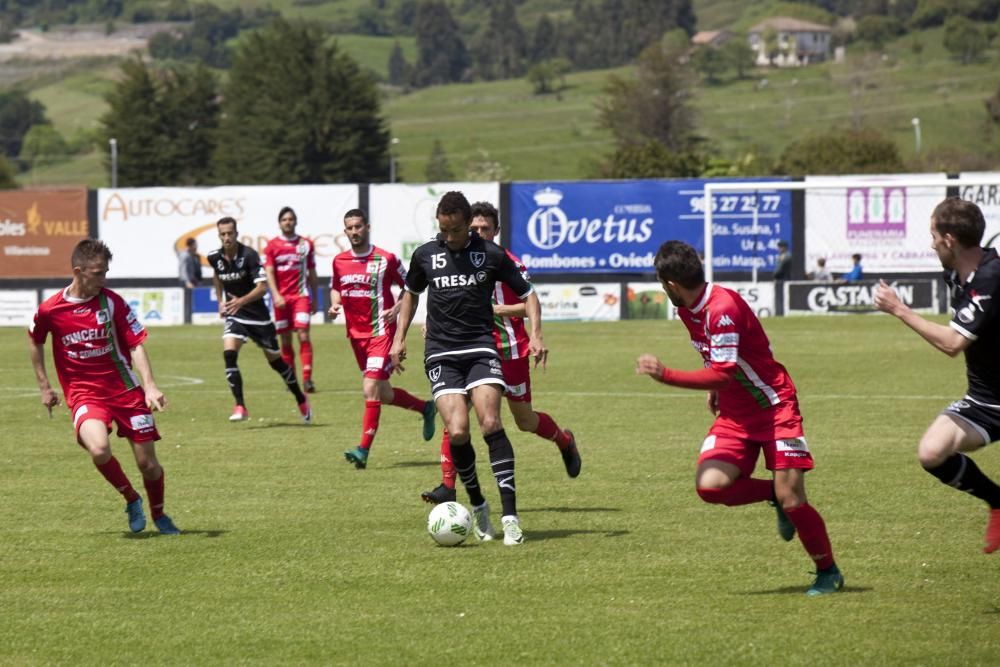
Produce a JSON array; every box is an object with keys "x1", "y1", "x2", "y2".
[
  {"x1": 387, "y1": 460, "x2": 440, "y2": 469},
  {"x1": 742, "y1": 585, "x2": 872, "y2": 596},
  {"x1": 119, "y1": 529, "x2": 228, "y2": 539},
  {"x1": 528, "y1": 528, "x2": 630, "y2": 541}
]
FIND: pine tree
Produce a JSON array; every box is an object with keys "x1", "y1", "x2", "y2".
[
  {"x1": 412, "y1": 1, "x2": 468, "y2": 87},
  {"x1": 529, "y1": 15, "x2": 557, "y2": 63},
  {"x1": 388, "y1": 41, "x2": 409, "y2": 86},
  {"x1": 424, "y1": 139, "x2": 455, "y2": 182},
  {"x1": 214, "y1": 18, "x2": 390, "y2": 184}
]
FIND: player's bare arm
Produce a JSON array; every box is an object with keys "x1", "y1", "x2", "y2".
[
  {"x1": 874, "y1": 280, "x2": 971, "y2": 357},
  {"x1": 523, "y1": 291, "x2": 548, "y2": 370},
  {"x1": 327, "y1": 288, "x2": 342, "y2": 320},
  {"x1": 382, "y1": 301, "x2": 402, "y2": 325},
  {"x1": 494, "y1": 302, "x2": 527, "y2": 318},
  {"x1": 264, "y1": 264, "x2": 285, "y2": 309},
  {"x1": 28, "y1": 340, "x2": 60, "y2": 414},
  {"x1": 130, "y1": 343, "x2": 167, "y2": 412},
  {"x1": 390, "y1": 290, "x2": 418, "y2": 372}
]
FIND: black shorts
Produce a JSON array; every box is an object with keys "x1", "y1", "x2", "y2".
[
  {"x1": 424, "y1": 352, "x2": 506, "y2": 399},
  {"x1": 943, "y1": 397, "x2": 1000, "y2": 444},
  {"x1": 224, "y1": 318, "x2": 279, "y2": 354}
]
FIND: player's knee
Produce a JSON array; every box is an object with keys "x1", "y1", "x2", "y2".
[
  {"x1": 479, "y1": 415, "x2": 502, "y2": 435},
  {"x1": 774, "y1": 490, "x2": 805, "y2": 511},
  {"x1": 917, "y1": 439, "x2": 951, "y2": 469},
  {"x1": 138, "y1": 459, "x2": 161, "y2": 478},
  {"x1": 512, "y1": 411, "x2": 535, "y2": 432}
]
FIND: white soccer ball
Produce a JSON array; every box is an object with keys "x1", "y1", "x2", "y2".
[{"x1": 427, "y1": 501, "x2": 472, "y2": 546}]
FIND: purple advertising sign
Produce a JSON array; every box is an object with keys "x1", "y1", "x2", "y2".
[{"x1": 846, "y1": 186, "x2": 907, "y2": 240}]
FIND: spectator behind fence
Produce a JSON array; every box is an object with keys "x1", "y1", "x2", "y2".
[
  {"x1": 841, "y1": 253, "x2": 863, "y2": 282},
  {"x1": 810, "y1": 257, "x2": 832, "y2": 281},
  {"x1": 178, "y1": 237, "x2": 203, "y2": 288},
  {"x1": 773, "y1": 240, "x2": 792, "y2": 280}
]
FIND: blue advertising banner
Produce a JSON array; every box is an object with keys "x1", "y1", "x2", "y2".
[{"x1": 509, "y1": 179, "x2": 793, "y2": 274}]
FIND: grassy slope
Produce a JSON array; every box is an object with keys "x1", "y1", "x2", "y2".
[{"x1": 1, "y1": 317, "x2": 999, "y2": 664}]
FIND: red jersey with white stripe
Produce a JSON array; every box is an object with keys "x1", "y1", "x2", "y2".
[
  {"x1": 263, "y1": 235, "x2": 315, "y2": 297},
  {"x1": 28, "y1": 287, "x2": 147, "y2": 407},
  {"x1": 331, "y1": 246, "x2": 405, "y2": 339},
  {"x1": 492, "y1": 248, "x2": 531, "y2": 360},
  {"x1": 677, "y1": 283, "x2": 797, "y2": 428}
]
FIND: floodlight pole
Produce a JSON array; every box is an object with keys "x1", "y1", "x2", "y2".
[
  {"x1": 109, "y1": 138, "x2": 118, "y2": 188},
  {"x1": 911, "y1": 117, "x2": 922, "y2": 154},
  {"x1": 389, "y1": 137, "x2": 400, "y2": 183}
]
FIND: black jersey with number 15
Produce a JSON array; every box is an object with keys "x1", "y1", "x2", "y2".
[
  {"x1": 405, "y1": 232, "x2": 533, "y2": 358},
  {"x1": 946, "y1": 247, "x2": 1000, "y2": 404}
]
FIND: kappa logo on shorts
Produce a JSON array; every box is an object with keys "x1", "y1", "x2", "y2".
[
  {"x1": 489, "y1": 358, "x2": 501, "y2": 369},
  {"x1": 428, "y1": 365, "x2": 442, "y2": 382},
  {"x1": 948, "y1": 400, "x2": 970, "y2": 411},
  {"x1": 130, "y1": 414, "x2": 155, "y2": 431},
  {"x1": 470, "y1": 251, "x2": 486, "y2": 268}
]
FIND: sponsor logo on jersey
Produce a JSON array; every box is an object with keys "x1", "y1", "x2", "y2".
[
  {"x1": 970, "y1": 290, "x2": 992, "y2": 311},
  {"x1": 470, "y1": 251, "x2": 486, "y2": 267},
  {"x1": 431, "y1": 274, "x2": 480, "y2": 289},
  {"x1": 710, "y1": 333, "x2": 739, "y2": 347},
  {"x1": 73, "y1": 307, "x2": 90, "y2": 315},
  {"x1": 476, "y1": 271, "x2": 487, "y2": 283},
  {"x1": 130, "y1": 414, "x2": 155, "y2": 431},
  {"x1": 428, "y1": 365, "x2": 442, "y2": 382},
  {"x1": 61, "y1": 328, "x2": 108, "y2": 346}
]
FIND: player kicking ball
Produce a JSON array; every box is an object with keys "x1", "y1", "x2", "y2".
[
  {"x1": 636, "y1": 240, "x2": 843, "y2": 596},
  {"x1": 28, "y1": 239, "x2": 179, "y2": 535}
]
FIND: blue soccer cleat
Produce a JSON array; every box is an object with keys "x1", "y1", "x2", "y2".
[
  {"x1": 154, "y1": 515, "x2": 181, "y2": 535},
  {"x1": 421, "y1": 401, "x2": 437, "y2": 442},
  {"x1": 344, "y1": 446, "x2": 369, "y2": 469},
  {"x1": 806, "y1": 565, "x2": 844, "y2": 597},
  {"x1": 125, "y1": 497, "x2": 146, "y2": 533},
  {"x1": 770, "y1": 500, "x2": 796, "y2": 542}
]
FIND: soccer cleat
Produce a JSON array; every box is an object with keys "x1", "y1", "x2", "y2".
[
  {"x1": 229, "y1": 405, "x2": 249, "y2": 422},
  {"x1": 344, "y1": 446, "x2": 369, "y2": 469},
  {"x1": 421, "y1": 483, "x2": 457, "y2": 504},
  {"x1": 154, "y1": 515, "x2": 181, "y2": 535},
  {"x1": 298, "y1": 400, "x2": 312, "y2": 424},
  {"x1": 125, "y1": 497, "x2": 146, "y2": 533},
  {"x1": 472, "y1": 501, "x2": 495, "y2": 541},
  {"x1": 770, "y1": 500, "x2": 796, "y2": 542},
  {"x1": 421, "y1": 401, "x2": 437, "y2": 442},
  {"x1": 501, "y1": 515, "x2": 525, "y2": 546},
  {"x1": 303, "y1": 379, "x2": 316, "y2": 394},
  {"x1": 984, "y1": 508, "x2": 1000, "y2": 554},
  {"x1": 561, "y1": 429, "x2": 582, "y2": 478},
  {"x1": 806, "y1": 565, "x2": 844, "y2": 597}
]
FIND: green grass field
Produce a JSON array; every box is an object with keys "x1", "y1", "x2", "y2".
[{"x1": 1, "y1": 316, "x2": 998, "y2": 664}]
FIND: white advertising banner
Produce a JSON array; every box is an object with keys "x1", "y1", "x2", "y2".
[
  {"x1": 97, "y1": 185, "x2": 359, "y2": 279},
  {"x1": 534, "y1": 283, "x2": 621, "y2": 321},
  {"x1": 956, "y1": 173, "x2": 1000, "y2": 247},
  {"x1": 804, "y1": 174, "x2": 947, "y2": 274},
  {"x1": 368, "y1": 183, "x2": 500, "y2": 264},
  {"x1": 43, "y1": 287, "x2": 184, "y2": 326},
  {"x1": 0, "y1": 289, "x2": 39, "y2": 326}
]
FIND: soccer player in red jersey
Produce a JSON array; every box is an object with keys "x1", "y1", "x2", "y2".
[
  {"x1": 421, "y1": 201, "x2": 581, "y2": 504},
  {"x1": 330, "y1": 209, "x2": 437, "y2": 469},
  {"x1": 636, "y1": 240, "x2": 842, "y2": 595},
  {"x1": 27, "y1": 239, "x2": 179, "y2": 535},
  {"x1": 264, "y1": 207, "x2": 319, "y2": 392}
]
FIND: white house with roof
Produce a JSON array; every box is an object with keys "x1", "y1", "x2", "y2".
[{"x1": 748, "y1": 17, "x2": 832, "y2": 67}]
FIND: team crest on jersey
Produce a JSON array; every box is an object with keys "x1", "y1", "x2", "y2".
[
  {"x1": 297, "y1": 242, "x2": 308, "y2": 255},
  {"x1": 236, "y1": 256, "x2": 245, "y2": 268},
  {"x1": 470, "y1": 251, "x2": 486, "y2": 268},
  {"x1": 95, "y1": 309, "x2": 110, "y2": 325},
  {"x1": 428, "y1": 365, "x2": 442, "y2": 382}
]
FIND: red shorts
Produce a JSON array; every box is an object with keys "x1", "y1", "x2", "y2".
[
  {"x1": 697, "y1": 400, "x2": 814, "y2": 477},
  {"x1": 501, "y1": 356, "x2": 531, "y2": 403},
  {"x1": 350, "y1": 334, "x2": 393, "y2": 380},
  {"x1": 273, "y1": 295, "x2": 312, "y2": 333},
  {"x1": 70, "y1": 388, "x2": 160, "y2": 446}
]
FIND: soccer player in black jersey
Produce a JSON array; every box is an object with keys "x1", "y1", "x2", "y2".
[
  {"x1": 874, "y1": 197, "x2": 1000, "y2": 554},
  {"x1": 208, "y1": 217, "x2": 312, "y2": 424},
  {"x1": 390, "y1": 191, "x2": 547, "y2": 546}
]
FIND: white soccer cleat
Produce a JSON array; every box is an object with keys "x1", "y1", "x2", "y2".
[
  {"x1": 472, "y1": 501, "x2": 495, "y2": 541},
  {"x1": 501, "y1": 515, "x2": 524, "y2": 546},
  {"x1": 229, "y1": 405, "x2": 249, "y2": 422}
]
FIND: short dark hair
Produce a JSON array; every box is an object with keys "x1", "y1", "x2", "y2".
[
  {"x1": 777, "y1": 240, "x2": 788, "y2": 249},
  {"x1": 217, "y1": 216, "x2": 237, "y2": 230},
  {"x1": 654, "y1": 240, "x2": 704, "y2": 289},
  {"x1": 71, "y1": 239, "x2": 112, "y2": 269},
  {"x1": 470, "y1": 201, "x2": 499, "y2": 230},
  {"x1": 852, "y1": 253, "x2": 862, "y2": 262},
  {"x1": 344, "y1": 208, "x2": 368, "y2": 223},
  {"x1": 932, "y1": 197, "x2": 986, "y2": 248},
  {"x1": 185, "y1": 237, "x2": 197, "y2": 248},
  {"x1": 436, "y1": 191, "x2": 471, "y2": 223},
  {"x1": 278, "y1": 206, "x2": 297, "y2": 222}
]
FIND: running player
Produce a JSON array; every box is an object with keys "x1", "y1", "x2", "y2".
[
  {"x1": 28, "y1": 239, "x2": 179, "y2": 534},
  {"x1": 264, "y1": 206, "x2": 319, "y2": 392},
  {"x1": 330, "y1": 208, "x2": 437, "y2": 469},
  {"x1": 636, "y1": 240, "x2": 843, "y2": 596},
  {"x1": 209, "y1": 216, "x2": 312, "y2": 423},
  {"x1": 874, "y1": 197, "x2": 1000, "y2": 554},
  {"x1": 391, "y1": 191, "x2": 546, "y2": 546},
  {"x1": 421, "y1": 201, "x2": 580, "y2": 504}
]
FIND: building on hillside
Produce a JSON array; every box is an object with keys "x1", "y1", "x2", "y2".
[
  {"x1": 748, "y1": 17, "x2": 831, "y2": 67},
  {"x1": 690, "y1": 30, "x2": 734, "y2": 49}
]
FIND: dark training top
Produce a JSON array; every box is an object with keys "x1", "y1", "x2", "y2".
[
  {"x1": 946, "y1": 247, "x2": 1000, "y2": 405},
  {"x1": 207, "y1": 243, "x2": 271, "y2": 324},
  {"x1": 405, "y1": 232, "x2": 533, "y2": 360}
]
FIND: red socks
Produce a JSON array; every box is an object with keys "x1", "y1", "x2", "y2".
[
  {"x1": 391, "y1": 388, "x2": 426, "y2": 412},
  {"x1": 300, "y1": 340, "x2": 313, "y2": 381},
  {"x1": 784, "y1": 503, "x2": 835, "y2": 570},
  {"x1": 534, "y1": 411, "x2": 571, "y2": 449},
  {"x1": 95, "y1": 457, "x2": 140, "y2": 502},
  {"x1": 696, "y1": 478, "x2": 772, "y2": 506},
  {"x1": 360, "y1": 400, "x2": 381, "y2": 450},
  {"x1": 143, "y1": 470, "x2": 165, "y2": 520},
  {"x1": 280, "y1": 343, "x2": 295, "y2": 371},
  {"x1": 440, "y1": 431, "x2": 456, "y2": 490}
]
